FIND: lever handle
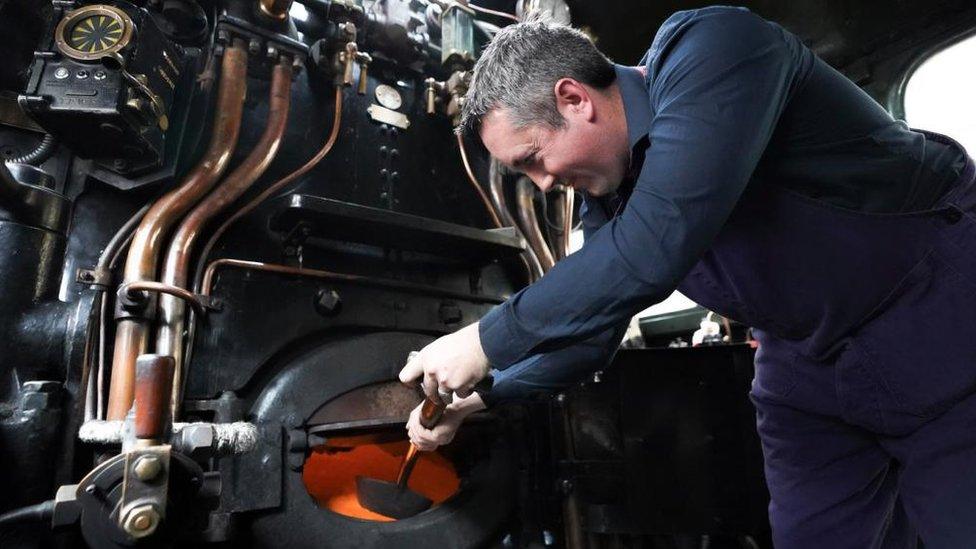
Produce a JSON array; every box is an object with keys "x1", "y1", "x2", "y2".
[
  {"x1": 341, "y1": 42, "x2": 357, "y2": 87},
  {"x1": 355, "y1": 53, "x2": 371, "y2": 95},
  {"x1": 134, "y1": 354, "x2": 175, "y2": 441}
]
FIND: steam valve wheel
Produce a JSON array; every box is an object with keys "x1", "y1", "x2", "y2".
[{"x1": 55, "y1": 5, "x2": 135, "y2": 61}]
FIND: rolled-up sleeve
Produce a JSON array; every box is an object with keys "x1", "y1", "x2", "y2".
[{"x1": 480, "y1": 9, "x2": 798, "y2": 367}]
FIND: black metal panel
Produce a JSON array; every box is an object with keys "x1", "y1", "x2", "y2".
[
  {"x1": 558, "y1": 345, "x2": 771, "y2": 544},
  {"x1": 188, "y1": 266, "x2": 501, "y2": 397},
  {"x1": 270, "y1": 193, "x2": 524, "y2": 262}
]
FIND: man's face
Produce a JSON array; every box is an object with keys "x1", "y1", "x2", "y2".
[{"x1": 479, "y1": 98, "x2": 629, "y2": 197}]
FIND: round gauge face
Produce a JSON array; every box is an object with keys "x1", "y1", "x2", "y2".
[
  {"x1": 55, "y1": 5, "x2": 134, "y2": 61},
  {"x1": 68, "y1": 13, "x2": 125, "y2": 54}
]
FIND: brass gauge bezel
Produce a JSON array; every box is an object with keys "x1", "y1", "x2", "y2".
[{"x1": 55, "y1": 4, "x2": 135, "y2": 62}]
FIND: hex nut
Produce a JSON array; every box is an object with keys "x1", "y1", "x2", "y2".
[
  {"x1": 133, "y1": 455, "x2": 162, "y2": 481},
  {"x1": 121, "y1": 504, "x2": 160, "y2": 538},
  {"x1": 179, "y1": 424, "x2": 215, "y2": 460}
]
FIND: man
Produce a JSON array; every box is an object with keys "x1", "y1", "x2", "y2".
[{"x1": 400, "y1": 6, "x2": 976, "y2": 547}]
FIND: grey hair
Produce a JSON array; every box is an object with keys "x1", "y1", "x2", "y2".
[{"x1": 456, "y1": 17, "x2": 616, "y2": 137}]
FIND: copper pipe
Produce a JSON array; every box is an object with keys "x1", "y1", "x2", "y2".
[
  {"x1": 489, "y1": 158, "x2": 543, "y2": 281},
  {"x1": 457, "y1": 134, "x2": 503, "y2": 229},
  {"x1": 201, "y1": 258, "x2": 504, "y2": 304},
  {"x1": 158, "y1": 59, "x2": 292, "y2": 416},
  {"x1": 467, "y1": 2, "x2": 520, "y2": 22},
  {"x1": 193, "y1": 87, "x2": 344, "y2": 285},
  {"x1": 122, "y1": 281, "x2": 209, "y2": 317},
  {"x1": 516, "y1": 177, "x2": 555, "y2": 271},
  {"x1": 106, "y1": 42, "x2": 248, "y2": 420},
  {"x1": 179, "y1": 87, "x2": 345, "y2": 412},
  {"x1": 549, "y1": 185, "x2": 575, "y2": 261},
  {"x1": 549, "y1": 187, "x2": 568, "y2": 261}
]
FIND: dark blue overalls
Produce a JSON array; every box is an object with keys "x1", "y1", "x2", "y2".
[{"x1": 678, "y1": 132, "x2": 976, "y2": 547}]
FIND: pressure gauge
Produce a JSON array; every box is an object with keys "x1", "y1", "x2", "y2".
[{"x1": 55, "y1": 4, "x2": 135, "y2": 62}]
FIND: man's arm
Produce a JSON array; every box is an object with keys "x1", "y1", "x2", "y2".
[
  {"x1": 481, "y1": 321, "x2": 628, "y2": 405},
  {"x1": 479, "y1": 9, "x2": 799, "y2": 367},
  {"x1": 405, "y1": 320, "x2": 627, "y2": 450}
]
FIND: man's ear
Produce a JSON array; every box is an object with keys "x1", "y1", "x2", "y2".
[{"x1": 553, "y1": 78, "x2": 594, "y2": 122}]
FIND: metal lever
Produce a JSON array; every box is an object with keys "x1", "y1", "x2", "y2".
[
  {"x1": 133, "y1": 354, "x2": 175, "y2": 443},
  {"x1": 340, "y1": 42, "x2": 358, "y2": 87},
  {"x1": 355, "y1": 52, "x2": 372, "y2": 95}
]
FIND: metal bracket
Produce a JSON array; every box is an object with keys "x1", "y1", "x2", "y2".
[
  {"x1": 281, "y1": 222, "x2": 311, "y2": 267},
  {"x1": 76, "y1": 267, "x2": 113, "y2": 289},
  {"x1": 119, "y1": 445, "x2": 171, "y2": 539},
  {"x1": 286, "y1": 428, "x2": 327, "y2": 471}
]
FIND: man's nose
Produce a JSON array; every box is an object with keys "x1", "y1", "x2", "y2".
[{"x1": 529, "y1": 172, "x2": 557, "y2": 192}]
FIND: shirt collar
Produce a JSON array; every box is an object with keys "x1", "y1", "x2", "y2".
[{"x1": 614, "y1": 63, "x2": 653, "y2": 151}]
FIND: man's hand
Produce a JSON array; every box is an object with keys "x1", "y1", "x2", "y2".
[
  {"x1": 407, "y1": 392, "x2": 486, "y2": 451},
  {"x1": 398, "y1": 322, "x2": 490, "y2": 399}
]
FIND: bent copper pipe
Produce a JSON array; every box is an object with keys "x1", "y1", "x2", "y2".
[
  {"x1": 549, "y1": 185, "x2": 575, "y2": 261},
  {"x1": 106, "y1": 41, "x2": 248, "y2": 420},
  {"x1": 122, "y1": 281, "x2": 209, "y2": 317},
  {"x1": 516, "y1": 176, "x2": 556, "y2": 272},
  {"x1": 549, "y1": 186, "x2": 568, "y2": 261},
  {"x1": 157, "y1": 58, "x2": 293, "y2": 416},
  {"x1": 457, "y1": 133, "x2": 504, "y2": 229},
  {"x1": 489, "y1": 158, "x2": 543, "y2": 281},
  {"x1": 193, "y1": 86, "x2": 344, "y2": 288},
  {"x1": 179, "y1": 87, "x2": 346, "y2": 411}
]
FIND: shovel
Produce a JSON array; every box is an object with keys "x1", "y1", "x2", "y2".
[{"x1": 355, "y1": 386, "x2": 451, "y2": 519}]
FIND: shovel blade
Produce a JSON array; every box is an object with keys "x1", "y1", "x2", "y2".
[{"x1": 355, "y1": 476, "x2": 433, "y2": 519}]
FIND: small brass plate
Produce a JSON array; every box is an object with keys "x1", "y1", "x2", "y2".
[{"x1": 367, "y1": 104, "x2": 410, "y2": 130}]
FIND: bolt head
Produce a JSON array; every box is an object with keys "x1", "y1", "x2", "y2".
[
  {"x1": 179, "y1": 424, "x2": 215, "y2": 460},
  {"x1": 133, "y1": 455, "x2": 162, "y2": 481},
  {"x1": 122, "y1": 504, "x2": 160, "y2": 538},
  {"x1": 314, "y1": 289, "x2": 342, "y2": 316}
]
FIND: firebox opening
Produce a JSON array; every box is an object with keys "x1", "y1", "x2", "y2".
[{"x1": 302, "y1": 439, "x2": 461, "y2": 521}]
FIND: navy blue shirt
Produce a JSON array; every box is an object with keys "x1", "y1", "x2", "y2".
[{"x1": 482, "y1": 6, "x2": 966, "y2": 404}]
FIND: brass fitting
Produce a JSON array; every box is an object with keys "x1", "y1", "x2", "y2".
[
  {"x1": 258, "y1": 0, "x2": 293, "y2": 20},
  {"x1": 121, "y1": 504, "x2": 161, "y2": 538},
  {"x1": 132, "y1": 455, "x2": 162, "y2": 481}
]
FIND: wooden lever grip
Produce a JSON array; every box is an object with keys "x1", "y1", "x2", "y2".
[
  {"x1": 134, "y1": 354, "x2": 174, "y2": 440},
  {"x1": 418, "y1": 391, "x2": 449, "y2": 430}
]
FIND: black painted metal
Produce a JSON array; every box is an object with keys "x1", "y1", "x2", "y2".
[
  {"x1": 271, "y1": 193, "x2": 524, "y2": 261},
  {"x1": 552, "y1": 345, "x2": 770, "y2": 545},
  {"x1": 0, "y1": 163, "x2": 72, "y2": 233},
  {"x1": 233, "y1": 331, "x2": 516, "y2": 548},
  {"x1": 2, "y1": 2, "x2": 973, "y2": 548}
]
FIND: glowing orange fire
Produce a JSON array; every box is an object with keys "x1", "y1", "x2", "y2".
[{"x1": 302, "y1": 440, "x2": 461, "y2": 521}]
